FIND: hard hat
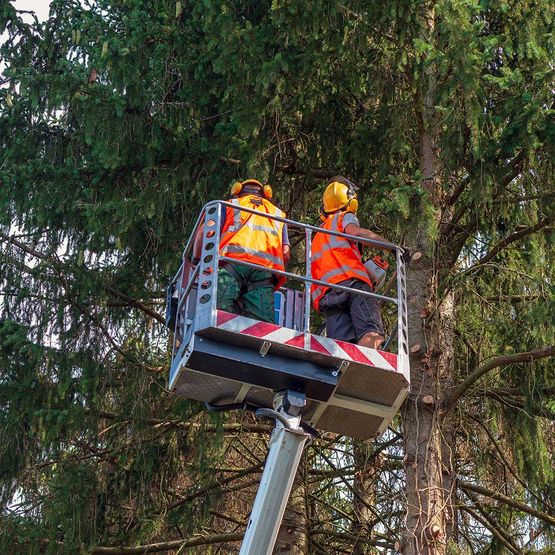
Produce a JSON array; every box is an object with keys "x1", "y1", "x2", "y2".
[
  {"x1": 230, "y1": 179, "x2": 273, "y2": 199},
  {"x1": 322, "y1": 176, "x2": 359, "y2": 214}
]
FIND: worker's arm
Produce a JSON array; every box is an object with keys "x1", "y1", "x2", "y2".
[{"x1": 343, "y1": 223, "x2": 396, "y2": 250}]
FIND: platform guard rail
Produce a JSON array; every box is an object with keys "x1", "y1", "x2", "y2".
[{"x1": 169, "y1": 200, "x2": 409, "y2": 383}]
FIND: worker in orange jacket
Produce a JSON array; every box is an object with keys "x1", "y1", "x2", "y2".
[
  {"x1": 195, "y1": 179, "x2": 290, "y2": 323},
  {"x1": 310, "y1": 176, "x2": 394, "y2": 349}
]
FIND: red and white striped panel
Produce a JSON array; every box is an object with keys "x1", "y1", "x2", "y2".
[{"x1": 215, "y1": 311, "x2": 398, "y2": 372}]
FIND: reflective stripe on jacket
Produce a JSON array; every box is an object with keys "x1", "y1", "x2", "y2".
[
  {"x1": 310, "y1": 212, "x2": 373, "y2": 311},
  {"x1": 220, "y1": 195, "x2": 286, "y2": 287}
]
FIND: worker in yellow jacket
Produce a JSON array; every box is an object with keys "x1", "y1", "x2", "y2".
[
  {"x1": 195, "y1": 179, "x2": 290, "y2": 322},
  {"x1": 311, "y1": 176, "x2": 393, "y2": 349}
]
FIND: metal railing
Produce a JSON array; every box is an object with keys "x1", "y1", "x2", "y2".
[{"x1": 170, "y1": 200, "x2": 409, "y2": 375}]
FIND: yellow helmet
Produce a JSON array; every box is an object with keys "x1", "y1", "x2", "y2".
[{"x1": 322, "y1": 176, "x2": 359, "y2": 214}]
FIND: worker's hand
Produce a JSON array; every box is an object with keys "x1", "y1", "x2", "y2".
[{"x1": 401, "y1": 248, "x2": 413, "y2": 264}]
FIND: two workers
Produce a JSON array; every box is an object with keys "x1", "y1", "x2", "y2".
[{"x1": 197, "y1": 176, "x2": 393, "y2": 350}]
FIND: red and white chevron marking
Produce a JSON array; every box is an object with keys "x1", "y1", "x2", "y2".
[{"x1": 216, "y1": 310, "x2": 398, "y2": 372}]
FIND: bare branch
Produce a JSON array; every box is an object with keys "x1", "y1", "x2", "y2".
[
  {"x1": 219, "y1": 155, "x2": 241, "y2": 165},
  {"x1": 311, "y1": 528, "x2": 394, "y2": 549},
  {"x1": 168, "y1": 461, "x2": 264, "y2": 510},
  {"x1": 459, "y1": 481, "x2": 555, "y2": 527},
  {"x1": 444, "y1": 345, "x2": 555, "y2": 411},
  {"x1": 460, "y1": 505, "x2": 520, "y2": 555},
  {"x1": 90, "y1": 532, "x2": 244, "y2": 553},
  {"x1": 95, "y1": 409, "x2": 272, "y2": 434}
]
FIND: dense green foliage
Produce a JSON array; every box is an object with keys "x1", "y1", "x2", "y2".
[{"x1": 1, "y1": 0, "x2": 553, "y2": 553}]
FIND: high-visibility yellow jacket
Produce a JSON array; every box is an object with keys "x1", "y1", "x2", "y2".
[
  {"x1": 220, "y1": 195, "x2": 286, "y2": 287},
  {"x1": 310, "y1": 212, "x2": 373, "y2": 311}
]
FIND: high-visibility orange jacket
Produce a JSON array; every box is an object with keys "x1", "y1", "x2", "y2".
[
  {"x1": 310, "y1": 212, "x2": 373, "y2": 311},
  {"x1": 220, "y1": 195, "x2": 286, "y2": 287}
]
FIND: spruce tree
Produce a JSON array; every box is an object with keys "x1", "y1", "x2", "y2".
[{"x1": 1, "y1": 1, "x2": 553, "y2": 553}]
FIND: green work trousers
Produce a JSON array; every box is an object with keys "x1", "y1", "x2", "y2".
[{"x1": 217, "y1": 264, "x2": 275, "y2": 323}]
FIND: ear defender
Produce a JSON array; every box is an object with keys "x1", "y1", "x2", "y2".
[
  {"x1": 230, "y1": 180, "x2": 273, "y2": 199},
  {"x1": 345, "y1": 178, "x2": 359, "y2": 214},
  {"x1": 346, "y1": 196, "x2": 358, "y2": 214},
  {"x1": 230, "y1": 181, "x2": 243, "y2": 197}
]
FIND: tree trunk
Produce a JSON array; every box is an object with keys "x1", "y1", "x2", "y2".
[
  {"x1": 403, "y1": 273, "x2": 457, "y2": 551},
  {"x1": 402, "y1": 6, "x2": 456, "y2": 553}
]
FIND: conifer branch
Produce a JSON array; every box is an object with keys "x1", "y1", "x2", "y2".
[
  {"x1": 492, "y1": 191, "x2": 555, "y2": 204},
  {"x1": 496, "y1": 149, "x2": 528, "y2": 189},
  {"x1": 485, "y1": 385, "x2": 555, "y2": 397},
  {"x1": 484, "y1": 293, "x2": 542, "y2": 302},
  {"x1": 278, "y1": 164, "x2": 339, "y2": 179},
  {"x1": 444, "y1": 177, "x2": 469, "y2": 208},
  {"x1": 443, "y1": 149, "x2": 529, "y2": 253},
  {"x1": 458, "y1": 481, "x2": 555, "y2": 527},
  {"x1": 0, "y1": 231, "x2": 165, "y2": 324},
  {"x1": 444, "y1": 346, "x2": 555, "y2": 411},
  {"x1": 468, "y1": 415, "x2": 555, "y2": 513},
  {"x1": 482, "y1": 390, "x2": 555, "y2": 421},
  {"x1": 0, "y1": 231, "x2": 46, "y2": 260},
  {"x1": 105, "y1": 286, "x2": 165, "y2": 324},
  {"x1": 469, "y1": 215, "x2": 554, "y2": 268}
]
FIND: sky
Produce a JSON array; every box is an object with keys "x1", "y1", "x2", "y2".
[{"x1": 10, "y1": 0, "x2": 51, "y2": 23}]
